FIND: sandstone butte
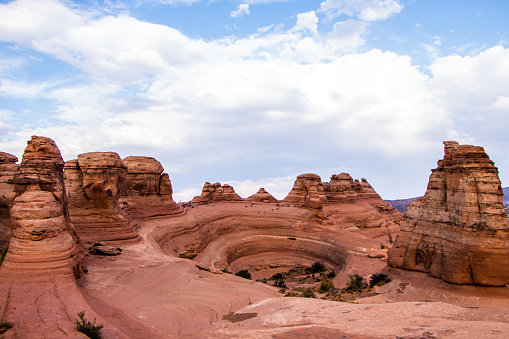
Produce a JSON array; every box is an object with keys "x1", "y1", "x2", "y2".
[
  {"x1": 0, "y1": 136, "x2": 508, "y2": 339},
  {"x1": 388, "y1": 141, "x2": 509, "y2": 286}
]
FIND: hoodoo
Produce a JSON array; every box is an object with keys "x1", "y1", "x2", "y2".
[
  {"x1": 65, "y1": 152, "x2": 137, "y2": 242},
  {"x1": 388, "y1": 141, "x2": 509, "y2": 286},
  {"x1": 191, "y1": 182, "x2": 244, "y2": 204},
  {"x1": 120, "y1": 156, "x2": 181, "y2": 218}
]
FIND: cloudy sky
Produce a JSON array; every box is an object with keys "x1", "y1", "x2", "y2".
[{"x1": 1, "y1": 0, "x2": 508, "y2": 201}]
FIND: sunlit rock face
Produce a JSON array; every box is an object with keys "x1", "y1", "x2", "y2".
[
  {"x1": 282, "y1": 173, "x2": 327, "y2": 208},
  {"x1": 247, "y1": 188, "x2": 279, "y2": 203},
  {"x1": 2, "y1": 136, "x2": 84, "y2": 277},
  {"x1": 0, "y1": 152, "x2": 18, "y2": 246},
  {"x1": 388, "y1": 141, "x2": 509, "y2": 286},
  {"x1": 191, "y1": 182, "x2": 244, "y2": 204},
  {"x1": 323, "y1": 173, "x2": 383, "y2": 203},
  {"x1": 120, "y1": 156, "x2": 181, "y2": 218},
  {"x1": 65, "y1": 152, "x2": 137, "y2": 242}
]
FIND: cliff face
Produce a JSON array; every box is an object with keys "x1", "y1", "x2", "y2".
[
  {"x1": 192, "y1": 182, "x2": 244, "y2": 204},
  {"x1": 120, "y1": 156, "x2": 180, "y2": 218},
  {"x1": 282, "y1": 174, "x2": 327, "y2": 209},
  {"x1": 0, "y1": 152, "x2": 18, "y2": 246},
  {"x1": 2, "y1": 136, "x2": 84, "y2": 277},
  {"x1": 388, "y1": 141, "x2": 509, "y2": 286},
  {"x1": 65, "y1": 152, "x2": 137, "y2": 242},
  {"x1": 323, "y1": 173, "x2": 383, "y2": 203}
]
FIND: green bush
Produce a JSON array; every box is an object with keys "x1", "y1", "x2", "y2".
[
  {"x1": 75, "y1": 311, "x2": 104, "y2": 339},
  {"x1": 301, "y1": 288, "x2": 316, "y2": 298},
  {"x1": 318, "y1": 280, "x2": 334, "y2": 293},
  {"x1": 274, "y1": 280, "x2": 286, "y2": 288},
  {"x1": 0, "y1": 245, "x2": 8, "y2": 266},
  {"x1": 307, "y1": 261, "x2": 326, "y2": 274},
  {"x1": 0, "y1": 321, "x2": 13, "y2": 334},
  {"x1": 344, "y1": 274, "x2": 366, "y2": 292},
  {"x1": 271, "y1": 272, "x2": 283, "y2": 280},
  {"x1": 369, "y1": 273, "x2": 391, "y2": 288},
  {"x1": 327, "y1": 271, "x2": 336, "y2": 279},
  {"x1": 235, "y1": 269, "x2": 251, "y2": 279}
]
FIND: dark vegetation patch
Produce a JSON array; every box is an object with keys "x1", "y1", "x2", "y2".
[{"x1": 223, "y1": 312, "x2": 258, "y2": 323}]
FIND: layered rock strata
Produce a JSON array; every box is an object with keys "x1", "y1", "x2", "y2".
[
  {"x1": 192, "y1": 182, "x2": 244, "y2": 204},
  {"x1": 0, "y1": 152, "x2": 18, "y2": 246},
  {"x1": 323, "y1": 173, "x2": 383, "y2": 203},
  {"x1": 282, "y1": 173, "x2": 327, "y2": 209},
  {"x1": 120, "y1": 156, "x2": 180, "y2": 218},
  {"x1": 1, "y1": 136, "x2": 84, "y2": 277},
  {"x1": 388, "y1": 141, "x2": 509, "y2": 286},
  {"x1": 247, "y1": 188, "x2": 279, "y2": 203},
  {"x1": 65, "y1": 152, "x2": 137, "y2": 242}
]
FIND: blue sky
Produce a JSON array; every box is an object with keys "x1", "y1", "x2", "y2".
[{"x1": 1, "y1": 0, "x2": 509, "y2": 201}]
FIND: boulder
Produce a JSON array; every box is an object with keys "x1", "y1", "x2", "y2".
[
  {"x1": 387, "y1": 141, "x2": 509, "y2": 286},
  {"x1": 247, "y1": 188, "x2": 279, "y2": 203}
]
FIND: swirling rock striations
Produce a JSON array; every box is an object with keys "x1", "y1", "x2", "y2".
[
  {"x1": 387, "y1": 141, "x2": 509, "y2": 286},
  {"x1": 247, "y1": 188, "x2": 279, "y2": 203},
  {"x1": 192, "y1": 182, "x2": 244, "y2": 204},
  {"x1": 65, "y1": 152, "x2": 137, "y2": 242},
  {"x1": 120, "y1": 156, "x2": 180, "y2": 218}
]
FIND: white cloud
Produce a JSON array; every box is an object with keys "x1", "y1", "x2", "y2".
[
  {"x1": 293, "y1": 11, "x2": 318, "y2": 36},
  {"x1": 231, "y1": 4, "x2": 250, "y2": 18},
  {"x1": 319, "y1": 0, "x2": 403, "y2": 21}
]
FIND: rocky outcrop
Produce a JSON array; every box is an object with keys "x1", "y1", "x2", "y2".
[
  {"x1": 0, "y1": 152, "x2": 18, "y2": 246},
  {"x1": 191, "y1": 182, "x2": 244, "y2": 204},
  {"x1": 388, "y1": 141, "x2": 509, "y2": 286},
  {"x1": 323, "y1": 173, "x2": 382, "y2": 203},
  {"x1": 247, "y1": 188, "x2": 279, "y2": 203},
  {"x1": 65, "y1": 152, "x2": 137, "y2": 242},
  {"x1": 282, "y1": 174, "x2": 327, "y2": 209},
  {"x1": 1, "y1": 136, "x2": 84, "y2": 277},
  {"x1": 120, "y1": 156, "x2": 180, "y2": 218}
]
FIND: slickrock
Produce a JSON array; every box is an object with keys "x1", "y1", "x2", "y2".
[
  {"x1": 388, "y1": 141, "x2": 509, "y2": 286},
  {"x1": 282, "y1": 174, "x2": 327, "y2": 209},
  {"x1": 120, "y1": 156, "x2": 180, "y2": 218},
  {"x1": 247, "y1": 188, "x2": 279, "y2": 203},
  {"x1": 192, "y1": 182, "x2": 244, "y2": 204},
  {"x1": 65, "y1": 152, "x2": 137, "y2": 242},
  {"x1": 0, "y1": 152, "x2": 18, "y2": 246}
]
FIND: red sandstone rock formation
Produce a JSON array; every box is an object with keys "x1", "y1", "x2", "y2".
[
  {"x1": 388, "y1": 141, "x2": 509, "y2": 286},
  {"x1": 247, "y1": 188, "x2": 279, "y2": 203},
  {"x1": 282, "y1": 173, "x2": 327, "y2": 209},
  {"x1": 191, "y1": 182, "x2": 244, "y2": 204},
  {"x1": 0, "y1": 152, "x2": 18, "y2": 246},
  {"x1": 323, "y1": 173, "x2": 382, "y2": 203},
  {"x1": 120, "y1": 156, "x2": 180, "y2": 218},
  {"x1": 65, "y1": 152, "x2": 137, "y2": 242}
]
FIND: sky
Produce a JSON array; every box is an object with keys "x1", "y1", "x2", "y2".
[{"x1": 0, "y1": 0, "x2": 509, "y2": 202}]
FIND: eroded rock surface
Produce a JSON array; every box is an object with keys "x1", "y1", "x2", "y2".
[
  {"x1": 192, "y1": 182, "x2": 244, "y2": 204},
  {"x1": 120, "y1": 156, "x2": 180, "y2": 218},
  {"x1": 0, "y1": 152, "x2": 18, "y2": 246},
  {"x1": 65, "y1": 152, "x2": 137, "y2": 242},
  {"x1": 388, "y1": 141, "x2": 509, "y2": 286},
  {"x1": 247, "y1": 188, "x2": 279, "y2": 203}
]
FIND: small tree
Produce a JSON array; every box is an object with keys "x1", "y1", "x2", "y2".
[
  {"x1": 318, "y1": 280, "x2": 334, "y2": 293},
  {"x1": 308, "y1": 261, "x2": 326, "y2": 273},
  {"x1": 75, "y1": 311, "x2": 104, "y2": 339},
  {"x1": 344, "y1": 274, "x2": 366, "y2": 292},
  {"x1": 235, "y1": 269, "x2": 251, "y2": 279},
  {"x1": 369, "y1": 273, "x2": 391, "y2": 288}
]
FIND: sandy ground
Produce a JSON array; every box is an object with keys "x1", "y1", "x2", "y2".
[{"x1": 72, "y1": 202, "x2": 509, "y2": 338}]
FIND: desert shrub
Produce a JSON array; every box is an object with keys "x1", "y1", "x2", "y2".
[
  {"x1": 75, "y1": 311, "x2": 104, "y2": 339},
  {"x1": 284, "y1": 292, "x2": 298, "y2": 297},
  {"x1": 318, "y1": 280, "x2": 334, "y2": 293},
  {"x1": 327, "y1": 271, "x2": 336, "y2": 279},
  {"x1": 0, "y1": 321, "x2": 13, "y2": 334},
  {"x1": 274, "y1": 280, "x2": 287, "y2": 288},
  {"x1": 307, "y1": 261, "x2": 326, "y2": 274},
  {"x1": 301, "y1": 288, "x2": 316, "y2": 298},
  {"x1": 369, "y1": 273, "x2": 392, "y2": 288},
  {"x1": 235, "y1": 269, "x2": 251, "y2": 280},
  {"x1": 343, "y1": 274, "x2": 367, "y2": 292},
  {"x1": 0, "y1": 245, "x2": 8, "y2": 266},
  {"x1": 271, "y1": 272, "x2": 283, "y2": 280}
]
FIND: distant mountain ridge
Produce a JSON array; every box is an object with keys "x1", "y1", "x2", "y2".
[{"x1": 386, "y1": 187, "x2": 509, "y2": 214}]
